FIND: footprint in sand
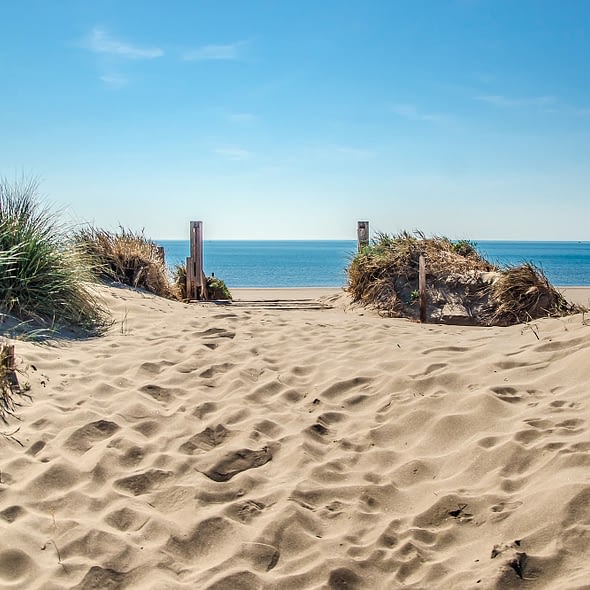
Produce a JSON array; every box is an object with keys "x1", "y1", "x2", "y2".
[
  {"x1": 72, "y1": 566, "x2": 129, "y2": 590},
  {"x1": 0, "y1": 505, "x2": 25, "y2": 523},
  {"x1": 201, "y1": 446, "x2": 273, "y2": 482},
  {"x1": 114, "y1": 469, "x2": 173, "y2": 495},
  {"x1": 179, "y1": 424, "x2": 231, "y2": 454},
  {"x1": 225, "y1": 499, "x2": 267, "y2": 523},
  {"x1": 491, "y1": 386, "x2": 523, "y2": 403},
  {"x1": 140, "y1": 384, "x2": 176, "y2": 403},
  {"x1": 64, "y1": 419, "x2": 120, "y2": 454}
]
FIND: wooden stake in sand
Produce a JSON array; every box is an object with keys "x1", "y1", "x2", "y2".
[
  {"x1": 357, "y1": 221, "x2": 369, "y2": 252},
  {"x1": 1, "y1": 343, "x2": 19, "y2": 420},
  {"x1": 186, "y1": 221, "x2": 208, "y2": 301},
  {"x1": 419, "y1": 255, "x2": 427, "y2": 323},
  {"x1": 1, "y1": 344, "x2": 16, "y2": 373}
]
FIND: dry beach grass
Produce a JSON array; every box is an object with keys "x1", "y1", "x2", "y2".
[
  {"x1": 347, "y1": 232, "x2": 578, "y2": 325},
  {"x1": 1, "y1": 285, "x2": 590, "y2": 589}
]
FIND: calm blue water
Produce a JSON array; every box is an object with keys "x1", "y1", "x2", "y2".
[{"x1": 157, "y1": 240, "x2": 590, "y2": 288}]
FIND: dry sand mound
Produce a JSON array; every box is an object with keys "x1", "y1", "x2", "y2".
[{"x1": 1, "y1": 285, "x2": 590, "y2": 589}]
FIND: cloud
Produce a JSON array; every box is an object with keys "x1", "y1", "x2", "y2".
[
  {"x1": 183, "y1": 42, "x2": 245, "y2": 61},
  {"x1": 475, "y1": 94, "x2": 590, "y2": 116},
  {"x1": 390, "y1": 103, "x2": 450, "y2": 125},
  {"x1": 213, "y1": 146, "x2": 254, "y2": 160},
  {"x1": 99, "y1": 73, "x2": 128, "y2": 87},
  {"x1": 84, "y1": 27, "x2": 163, "y2": 59},
  {"x1": 475, "y1": 95, "x2": 555, "y2": 108}
]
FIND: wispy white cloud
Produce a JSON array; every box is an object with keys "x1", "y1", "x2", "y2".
[
  {"x1": 99, "y1": 73, "x2": 128, "y2": 87},
  {"x1": 183, "y1": 42, "x2": 246, "y2": 61},
  {"x1": 84, "y1": 27, "x2": 163, "y2": 59},
  {"x1": 475, "y1": 94, "x2": 555, "y2": 108},
  {"x1": 213, "y1": 146, "x2": 254, "y2": 160},
  {"x1": 474, "y1": 92, "x2": 590, "y2": 116},
  {"x1": 390, "y1": 103, "x2": 450, "y2": 125}
]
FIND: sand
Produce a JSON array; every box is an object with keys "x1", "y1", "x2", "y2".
[{"x1": 1, "y1": 284, "x2": 590, "y2": 589}]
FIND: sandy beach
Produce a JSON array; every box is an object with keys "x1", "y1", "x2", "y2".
[{"x1": 1, "y1": 284, "x2": 590, "y2": 589}]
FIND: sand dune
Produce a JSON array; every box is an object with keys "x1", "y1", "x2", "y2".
[{"x1": 1, "y1": 285, "x2": 590, "y2": 589}]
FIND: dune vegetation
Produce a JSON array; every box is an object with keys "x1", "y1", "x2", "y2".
[
  {"x1": 172, "y1": 263, "x2": 232, "y2": 301},
  {"x1": 1, "y1": 176, "x2": 232, "y2": 341},
  {"x1": 74, "y1": 226, "x2": 175, "y2": 299},
  {"x1": 0, "y1": 177, "x2": 110, "y2": 335},
  {"x1": 347, "y1": 231, "x2": 578, "y2": 325}
]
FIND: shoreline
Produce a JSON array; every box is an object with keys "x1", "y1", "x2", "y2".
[
  {"x1": 558, "y1": 286, "x2": 590, "y2": 307},
  {"x1": 231, "y1": 286, "x2": 590, "y2": 306},
  {"x1": 230, "y1": 287, "x2": 344, "y2": 301}
]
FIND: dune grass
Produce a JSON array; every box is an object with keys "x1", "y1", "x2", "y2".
[
  {"x1": 0, "y1": 177, "x2": 109, "y2": 335},
  {"x1": 347, "y1": 231, "x2": 577, "y2": 325},
  {"x1": 490, "y1": 262, "x2": 574, "y2": 325},
  {"x1": 75, "y1": 226, "x2": 175, "y2": 298},
  {"x1": 173, "y1": 264, "x2": 232, "y2": 301},
  {"x1": 348, "y1": 231, "x2": 494, "y2": 314}
]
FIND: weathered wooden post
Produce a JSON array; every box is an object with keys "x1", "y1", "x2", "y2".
[
  {"x1": 419, "y1": 255, "x2": 427, "y2": 323},
  {"x1": 1, "y1": 344, "x2": 15, "y2": 372},
  {"x1": 357, "y1": 221, "x2": 369, "y2": 252},
  {"x1": 0, "y1": 343, "x2": 17, "y2": 387},
  {"x1": 155, "y1": 246, "x2": 165, "y2": 264},
  {"x1": 186, "y1": 221, "x2": 208, "y2": 300}
]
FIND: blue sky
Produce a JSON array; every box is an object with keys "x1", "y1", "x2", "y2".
[{"x1": 2, "y1": 0, "x2": 589, "y2": 240}]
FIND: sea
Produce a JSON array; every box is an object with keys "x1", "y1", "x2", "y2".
[{"x1": 157, "y1": 240, "x2": 590, "y2": 288}]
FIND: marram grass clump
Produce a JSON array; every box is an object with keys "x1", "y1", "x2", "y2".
[
  {"x1": 173, "y1": 264, "x2": 232, "y2": 301},
  {"x1": 489, "y1": 262, "x2": 574, "y2": 325},
  {"x1": 0, "y1": 177, "x2": 109, "y2": 335},
  {"x1": 75, "y1": 227, "x2": 174, "y2": 299},
  {"x1": 347, "y1": 231, "x2": 579, "y2": 326}
]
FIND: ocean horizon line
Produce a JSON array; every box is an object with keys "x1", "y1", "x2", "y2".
[{"x1": 156, "y1": 238, "x2": 590, "y2": 243}]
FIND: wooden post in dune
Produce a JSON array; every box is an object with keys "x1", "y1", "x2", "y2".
[
  {"x1": 1, "y1": 344, "x2": 15, "y2": 372},
  {"x1": 419, "y1": 255, "x2": 427, "y2": 323},
  {"x1": 187, "y1": 221, "x2": 208, "y2": 300},
  {"x1": 0, "y1": 343, "x2": 17, "y2": 387},
  {"x1": 357, "y1": 221, "x2": 369, "y2": 252}
]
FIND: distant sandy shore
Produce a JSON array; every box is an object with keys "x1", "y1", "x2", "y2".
[
  {"x1": 557, "y1": 286, "x2": 590, "y2": 307},
  {"x1": 233, "y1": 286, "x2": 590, "y2": 308},
  {"x1": 231, "y1": 287, "x2": 343, "y2": 301},
  {"x1": 2, "y1": 284, "x2": 590, "y2": 589}
]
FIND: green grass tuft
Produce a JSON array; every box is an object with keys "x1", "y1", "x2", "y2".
[
  {"x1": 172, "y1": 264, "x2": 232, "y2": 301},
  {"x1": 0, "y1": 177, "x2": 110, "y2": 334}
]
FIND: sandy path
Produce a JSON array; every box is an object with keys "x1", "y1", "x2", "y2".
[{"x1": 1, "y1": 285, "x2": 590, "y2": 589}]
